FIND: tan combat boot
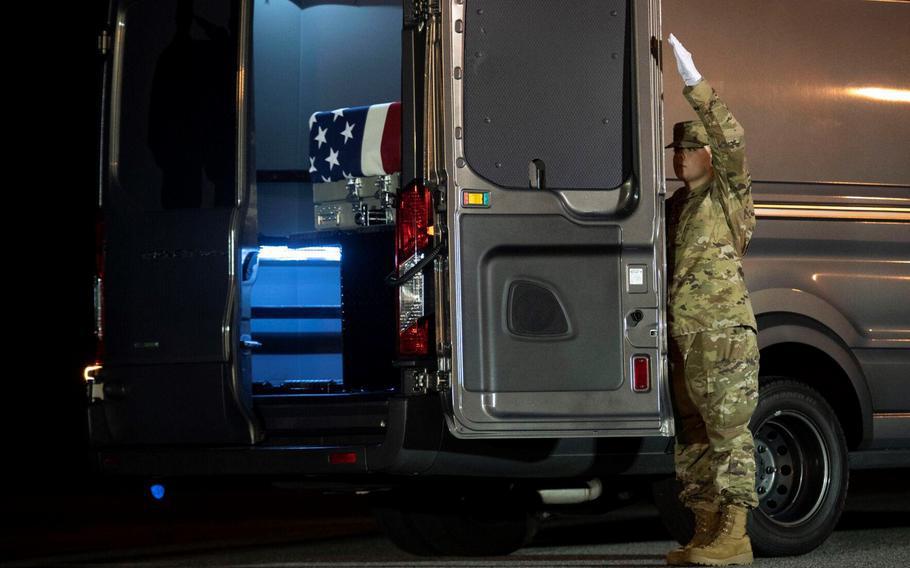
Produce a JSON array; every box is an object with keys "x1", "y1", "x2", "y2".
[
  {"x1": 685, "y1": 505, "x2": 753, "y2": 566},
  {"x1": 666, "y1": 508, "x2": 719, "y2": 565}
]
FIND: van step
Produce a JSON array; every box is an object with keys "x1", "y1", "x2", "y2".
[{"x1": 255, "y1": 395, "x2": 390, "y2": 436}]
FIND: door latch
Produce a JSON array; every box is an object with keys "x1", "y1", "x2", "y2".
[{"x1": 241, "y1": 335, "x2": 262, "y2": 350}]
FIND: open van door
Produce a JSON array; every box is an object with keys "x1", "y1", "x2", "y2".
[
  {"x1": 93, "y1": 0, "x2": 257, "y2": 445},
  {"x1": 442, "y1": 0, "x2": 670, "y2": 438}
]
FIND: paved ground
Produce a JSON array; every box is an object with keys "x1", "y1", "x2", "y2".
[{"x1": 3, "y1": 470, "x2": 908, "y2": 567}]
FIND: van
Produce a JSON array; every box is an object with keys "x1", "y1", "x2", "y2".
[{"x1": 88, "y1": 0, "x2": 910, "y2": 557}]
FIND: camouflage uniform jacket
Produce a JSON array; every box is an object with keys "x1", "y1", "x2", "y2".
[{"x1": 666, "y1": 80, "x2": 757, "y2": 337}]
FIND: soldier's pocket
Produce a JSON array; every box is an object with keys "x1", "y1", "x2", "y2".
[
  {"x1": 708, "y1": 329, "x2": 759, "y2": 430},
  {"x1": 715, "y1": 386, "x2": 757, "y2": 431},
  {"x1": 719, "y1": 381, "x2": 758, "y2": 430}
]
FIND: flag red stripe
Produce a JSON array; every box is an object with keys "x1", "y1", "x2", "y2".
[{"x1": 380, "y1": 101, "x2": 402, "y2": 175}]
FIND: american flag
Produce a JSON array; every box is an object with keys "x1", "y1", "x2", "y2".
[{"x1": 307, "y1": 101, "x2": 401, "y2": 183}]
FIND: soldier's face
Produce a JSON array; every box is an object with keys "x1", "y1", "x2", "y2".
[{"x1": 673, "y1": 146, "x2": 713, "y2": 184}]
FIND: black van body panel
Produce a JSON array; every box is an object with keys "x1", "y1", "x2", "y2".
[
  {"x1": 103, "y1": 211, "x2": 234, "y2": 366},
  {"x1": 95, "y1": 0, "x2": 258, "y2": 446},
  {"x1": 97, "y1": 394, "x2": 675, "y2": 478},
  {"x1": 91, "y1": 364, "x2": 251, "y2": 445}
]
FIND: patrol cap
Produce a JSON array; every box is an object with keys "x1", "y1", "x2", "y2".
[{"x1": 665, "y1": 120, "x2": 709, "y2": 149}]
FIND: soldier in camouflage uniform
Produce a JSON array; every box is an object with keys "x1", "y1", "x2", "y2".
[{"x1": 663, "y1": 34, "x2": 759, "y2": 566}]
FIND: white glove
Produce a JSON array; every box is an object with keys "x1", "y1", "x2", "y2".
[{"x1": 667, "y1": 33, "x2": 702, "y2": 86}]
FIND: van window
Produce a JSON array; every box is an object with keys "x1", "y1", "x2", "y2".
[
  {"x1": 116, "y1": 0, "x2": 238, "y2": 211},
  {"x1": 462, "y1": 0, "x2": 632, "y2": 191}
]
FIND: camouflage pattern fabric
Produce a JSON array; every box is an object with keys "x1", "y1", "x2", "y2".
[
  {"x1": 665, "y1": 120, "x2": 710, "y2": 149},
  {"x1": 666, "y1": 79, "x2": 757, "y2": 337},
  {"x1": 670, "y1": 326, "x2": 760, "y2": 510}
]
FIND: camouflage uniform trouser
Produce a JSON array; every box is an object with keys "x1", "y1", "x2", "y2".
[{"x1": 669, "y1": 325, "x2": 760, "y2": 511}]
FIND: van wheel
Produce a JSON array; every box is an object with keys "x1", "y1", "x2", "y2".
[
  {"x1": 749, "y1": 379, "x2": 849, "y2": 556},
  {"x1": 370, "y1": 502, "x2": 439, "y2": 556},
  {"x1": 372, "y1": 484, "x2": 539, "y2": 556},
  {"x1": 652, "y1": 379, "x2": 849, "y2": 557}
]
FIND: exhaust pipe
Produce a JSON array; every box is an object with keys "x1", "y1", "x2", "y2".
[{"x1": 537, "y1": 478, "x2": 603, "y2": 505}]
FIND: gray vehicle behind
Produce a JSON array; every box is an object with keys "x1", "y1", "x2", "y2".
[{"x1": 653, "y1": 0, "x2": 910, "y2": 553}]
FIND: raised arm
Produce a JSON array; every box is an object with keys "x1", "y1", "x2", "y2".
[
  {"x1": 683, "y1": 79, "x2": 751, "y2": 196},
  {"x1": 667, "y1": 33, "x2": 750, "y2": 196}
]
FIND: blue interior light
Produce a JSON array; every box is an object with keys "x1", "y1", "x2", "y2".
[
  {"x1": 258, "y1": 245, "x2": 341, "y2": 262},
  {"x1": 150, "y1": 483, "x2": 166, "y2": 501}
]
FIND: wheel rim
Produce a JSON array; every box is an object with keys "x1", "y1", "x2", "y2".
[{"x1": 754, "y1": 409, "x2": 832, "y2": 526}]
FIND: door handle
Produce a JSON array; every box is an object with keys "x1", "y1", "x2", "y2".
[
  {"x1": 240, "y1": 335, "x2": 262, "y2": 350},
  {"x1": 528, "y1": 159, "x2": 547, "y2": 190}
]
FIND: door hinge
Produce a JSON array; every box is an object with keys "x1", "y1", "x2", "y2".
[
  {"x1": 98, "y1": 29, "x2": 112, "y2": 56},
  {"x1": 410, "y1": 0, "x2": 439, "y2": 32},
  {"x1": 403, "y1": 367, "x2": 449, "y2": 394},
  {"x1": 404, "y1": 368, "x2": 430, "y2": 394},
  {"x1": 434, "y1": 369, "x2": 450, "y2": 391}
]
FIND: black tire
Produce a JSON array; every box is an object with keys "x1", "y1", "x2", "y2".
[
  {"x1": 651, "y1": 475, "x2": 693, "y2": 546},
  {"x1": 371, "y1": 501, "x2": 440, "y2": 556},
  {"x1": 749, "y1": 379, "x2": 849, "y2": 557},
  {"x1": 371, "y1": 484, "x2": 539, "y2": 556},
  {"x1": 652, "y1": 378, "x2": 849, "y2": 557}
]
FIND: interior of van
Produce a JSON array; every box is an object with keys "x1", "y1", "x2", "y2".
[
  {"x1": 243, "y1": 0, "x2": 404, "y2": 412},
  {"x1": 106, "y1": 0, "x2": 420, "y2": 445}
]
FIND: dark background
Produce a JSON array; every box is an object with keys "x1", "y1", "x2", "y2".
[{"x1": 8, "y1": 3, "x2": 101, "y2": 489}]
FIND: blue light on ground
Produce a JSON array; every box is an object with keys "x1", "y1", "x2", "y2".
[{"x1": 149, "y1": 484, "x2": 166, "y2": 501}]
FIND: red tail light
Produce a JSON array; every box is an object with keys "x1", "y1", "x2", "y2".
[
  {"x1": 632, "y1": 355, "x2": 650, "y2": 392},
  {"x1": 395, "y1": 183, "x2": 433, "y2": 357},
  {"x1": 399, "y1": 318, "x2": 431, "y2": 357},
  {"x1": 329, "y1": 451, "x2": 358, "y2": 465},
  {"x1": 396, "y1": 183, "x2": 432, "y2": 264}
]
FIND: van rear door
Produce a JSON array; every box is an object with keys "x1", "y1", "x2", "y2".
[
  {"x1": 442, "y1": 0, "x2": 670, "y2": 438},
  {"x1": 94, "y1": 0, "x2": 256, "y2": 445}
]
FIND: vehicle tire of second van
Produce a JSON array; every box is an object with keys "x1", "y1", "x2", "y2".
[
  {"x1": 372, "y1": 484, "x2": 539, "y2": 556},
  {"x1": 652, "y1": 379, "x2": 849, "y2": 557},
  {"x1": 748, "y1": 378, "x2": 849, "y2": 557}
]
